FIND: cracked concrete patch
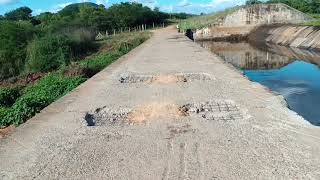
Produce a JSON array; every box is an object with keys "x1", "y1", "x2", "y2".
[
  {"x1": 84, "y1": 103, "x2": 187, "y2": 126},
  {"x1": 85, "y1": 100, "x2": 248, "y2": 126},
  {"x1": 85, "y1": 106, "x2": 132, "y2": 126},
  {"x1": 119, "y1": 72, "x2": 214, "y2": 84},
  {"x1": 180, "y1": 100, "x2": 248, "y2": 121}
]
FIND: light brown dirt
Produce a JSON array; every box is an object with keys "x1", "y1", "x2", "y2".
[
  {"x1": 127, "y1": 103, "x2": 185, "y2": 124},
  {"x1": 0, "y1": 125, "x2": 15, "y2": 139},
  {"x1": 150, "y1": 75, "x2": 187, "y2": 84}
]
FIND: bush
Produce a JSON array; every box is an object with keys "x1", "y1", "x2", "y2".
[
  {"x1": 81, "y1": 51, "x2": 123, "y2": 76},
  {"x1": 0, "y1": 21, "x2": 36, "y2": 79},
  {"x1": 80, "y1": 32, "x2": 150, "y2": 76},
  {"x1": 26, "y1": 35, "x2": 72, "y2": 73},
  {"x1": 0, "y1": 86, "x2": 23, "y2": 107},
  {"x1": 1, "y1": 74, "x2": 86, "y2": 126},
  {"x1": 68, "y1": 28, "x2": 99, "y2": 58},
  {"x1": 0, "y1": 107, "x2": 8, "y2": 128}
]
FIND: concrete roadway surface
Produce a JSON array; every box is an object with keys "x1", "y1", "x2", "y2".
[{"x1": 1, "y1": 27, "x2": 319, "y2": 179}]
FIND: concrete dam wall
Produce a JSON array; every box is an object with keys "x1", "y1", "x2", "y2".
[
  {"x1": 222, "y1": 3, "x2": 312, "y2": 27},
  {"x1": 249, "y1": 25, "x2": 320, "y2": 51},
  {"x1": 194, "y1": 3, "x2": 313, "y2": 41}
]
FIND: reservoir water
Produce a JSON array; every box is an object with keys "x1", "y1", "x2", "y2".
[{"x1": 198, "y1": 41, "x2": 320, "y2": 126}]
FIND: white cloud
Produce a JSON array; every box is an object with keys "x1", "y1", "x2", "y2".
[
  {"x1": 160, "y1": 0, "x2": 246, "y2": 14},
  {"x1": 96, "y1": 0, "x2": 108, "y2": 6},
  {"x1": 201, "y1": 0, "x2": 245, "y2": 9},
  {"x1": 130, "y1": 0, "x2": 158, "y2": 10},
  {"x1": 0, "y1": 0, "x2": 19, "y2": 5},
  {"x1": 33, "y1": 9, "x2": 43, "y2": 15},
  {"x1": 178, "y1": 0, "x2": 191, "y2": 7}
]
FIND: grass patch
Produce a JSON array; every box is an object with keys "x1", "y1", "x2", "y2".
[
  {"x1": 0, "y1": 74, "x2": 86, "y2": 126},
  {"x1": 178, "y1": 7, "x2": 240, "y2": 31},
  {"x1": 303, "y1": 14, "x2": 320, "y2": 26},
  {"x1": 78, "y1": 31, "x2": 151, "y2": 76}
]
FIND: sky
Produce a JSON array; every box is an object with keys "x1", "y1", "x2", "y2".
[{"x1": 0, "y1": 0, "x2": 247, "y2": 15}]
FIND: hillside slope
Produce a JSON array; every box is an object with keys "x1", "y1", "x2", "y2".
[{"x1": 179, "y1": 3, "x2": 312, "y2": 31}]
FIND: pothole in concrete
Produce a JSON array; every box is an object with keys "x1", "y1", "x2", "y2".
[
  {"x1": 84, "y1": 101, "x2": 246, "y2": 126},
  {"x1": 119, "y1": 72, "x2": 213, "y2": 84},
  {"x1": 179, "y1": 100, "x2": 245, "y2": 121},
  {"x1": 84, "y1": 103, "x2": 187, "y2": 126},
  {"x1": 84, "y1": 106, "x2": 132, "y2": 126}
]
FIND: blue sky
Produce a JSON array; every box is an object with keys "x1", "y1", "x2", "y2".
[{"x1": 0, "y1": 0, "x2": 247, "y2": 15}]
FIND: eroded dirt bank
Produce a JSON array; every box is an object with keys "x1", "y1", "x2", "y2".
[
  {"x1": 194, "y1": 24, "x2": 320, "y2": 52},
  {"x1": 249, "y1": 25, "x2": 320, "y2": 50},
  {"x1": 0, "y1": 27, "x2": 319, "y2": 179},
  {"x1": 192, "y1": 3, "x2": 313, "y2": 42}
]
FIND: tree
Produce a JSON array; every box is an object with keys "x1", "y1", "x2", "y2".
[
  {"x1": 58, "y1": 2, "x2": 99, "y2": 17},
  {"x1": 4, "y1": 7, "x2": 32, "y2": 21},
  {"x1": 26, "y1": 35, "x2": 72, "y2": 72},
  {"x1": 265, "y1": 0, "x2": 315, "y2": 13},
  {"x1": 309, "y1": 0, "x2": 320, "y2": 14},
  {"x1": 0, "y1": 21, "x2": 36, "y2": 79},
  {"x1": 246, "y1": 0, "x2": 262, "y2": 5}
]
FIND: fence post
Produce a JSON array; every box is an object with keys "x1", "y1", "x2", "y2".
[
  {"x1": 113, "y1": 29, "x2": 116, "y2": 36},
  {"x1": 153, "y1": 22, "x2": 155, "y2": 29}
]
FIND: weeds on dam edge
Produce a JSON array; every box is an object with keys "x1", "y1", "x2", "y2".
[
  {"x1": 178, "y1": 7, "x2": 240, "y2": 31},
  {"x1": 0, "y1": 31, "x2": 151, "y2": 128}
]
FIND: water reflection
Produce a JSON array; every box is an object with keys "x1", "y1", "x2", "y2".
[{"x1": 198, "y1": 41, "x2": 320, "y2": 126}]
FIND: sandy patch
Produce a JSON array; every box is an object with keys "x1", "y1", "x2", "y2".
[
  {"x1": 0, "y1": 125, "x2": 15, "y2": 139},
  {"x1": 127, "y1": 103, "x2": 187, "y2": 124},
  {"x1": 150, "y1": 75, "x2": 187, "y2": 84}
]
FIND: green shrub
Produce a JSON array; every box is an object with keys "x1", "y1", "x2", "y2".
[
  {"x1": 0, "y1": 107, "x2": 9, "y2": 127},
  {"x1": 68, "y1": 28, "x2": 99, "y2": 58},
  {"x1": 26, "y1": 35, "x2": 72, "y2": 73},
  {"x1": 0, "y1": 21, "x2": 36, "y2": 79},
  {"x1": 0, "y1": 86, "x2": 23, "y2": 107},
  {"x1": 81, "y1": 51, "x2": 123, "y2": 76},
  {"x1": 79, "y1": 31, "x2": 150, "y2": 77},
  {"x1": 1, "y1": 74, "x2": 86, "y2": 126}
]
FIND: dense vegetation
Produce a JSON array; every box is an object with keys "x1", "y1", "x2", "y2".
[
  {"x1": 0, "y1": 2, "x2": 160, "y2": 128},
  {"x1": 0, "y1": 2, "x2": 168, "y2": 80},
  {"x1": 246, "y1": 0, "x2": 320, "y2": 14}
]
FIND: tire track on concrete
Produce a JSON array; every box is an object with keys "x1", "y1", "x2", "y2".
[
  {"x1": 178, "y1": 142, "x2": 187, "y2": 180},
  {"x1": 162, "y1": 139, "x2": 173, "y2": 180}
]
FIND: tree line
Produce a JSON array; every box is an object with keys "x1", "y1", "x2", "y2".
[
  {"x1": 0, "y1": 2, "x2": 187, "y2": 80},
  {"x1": 245, "y1": 0, "x2": 320, "y2": 14}
]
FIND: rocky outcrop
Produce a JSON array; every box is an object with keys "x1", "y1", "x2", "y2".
[
  {"x1": 194, "y1": 3, "x2": 313, "y2": 41},
  {"x1": 222, "y1": 3, "x2": 312, "y2": 27}
]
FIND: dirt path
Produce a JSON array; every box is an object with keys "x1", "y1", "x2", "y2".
[{"x1": 1, "y1": 27, "x2": 319, "y2": 179}]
